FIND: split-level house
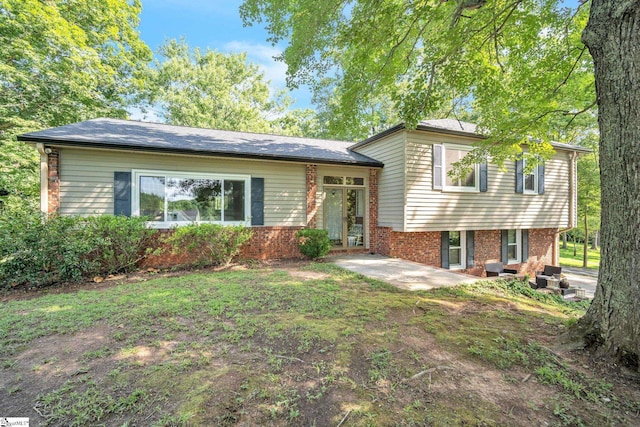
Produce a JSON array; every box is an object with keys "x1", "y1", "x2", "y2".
[{"x1": 18, "y1": 118, "x2": 588, "y2": 276}]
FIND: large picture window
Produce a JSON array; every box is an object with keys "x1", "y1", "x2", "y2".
[{"x1": 133, "y1": 170, "x2": 250, "y2": 226}]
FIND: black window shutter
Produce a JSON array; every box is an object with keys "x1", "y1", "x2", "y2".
[
  {"x1": 537, "y1": 164, "x2": 545, "y2": 194},
  {"x1": 479, "y1": 163, "x2": 488, "y2": 192},
  {"x1": 501, "y1": 229, "x2": 508, "y2": 264},
  {"x1": 441, "y1": 231, "x2": 450, "y2": 269},
  {"x1": 114, "y1": 171, "x2": 131, "y2": 217},
  {"x1": 522, "y1": 229, "x2": 529, "y2": 262},
  {"x1": 251, "y1": 177, "x2": 264, "y2": 226},
  {"x1": 466, "y1": 230, "x2": 475, "y2": 267},
  {"x1": 515, "y1": 160, "x2": 524, "y2": 193}
]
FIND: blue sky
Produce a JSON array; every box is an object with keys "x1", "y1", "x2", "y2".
[{"x1": 137, "y1": 0, "x2": 312, "y2": 113}]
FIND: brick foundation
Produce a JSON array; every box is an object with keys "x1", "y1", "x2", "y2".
[
  {"x1": 368, "y1": 168, "x2": 379, "y2": 252},
  {"x1": 241, "y1": 226, "x2": 304, "y2": 260},
  {"x1": 373, "y1": 227, "x2": 558, "y2": 277},
  {"x1": 142, "y1": 226, "x2": 305, "y2": 269},
  {"x1": 47, "y1": 149, "x2": 60, "y2": 214},
  {"x1": 306, "y1": 164, "x2": 317, "y2": 228}
]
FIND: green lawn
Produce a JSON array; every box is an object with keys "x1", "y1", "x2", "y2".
[
  {"x1": 559, "y1": 246, "x2": 601, "y2": 270},
  {"x1": 0, "y1": 264, "x2": 635, "y2": 426}
]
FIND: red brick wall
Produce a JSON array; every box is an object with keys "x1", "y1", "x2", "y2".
[
  {"x1": 368, "y1": 168, "x2": 379, "y2": 252},
  {"x1": 47, "y1": 149, "x2": 60, "y2": 214},
  {"x1": 371, "y1": 227, "x2": 558, "y2": 277},
  {"x1": 142, "y1": 226, "x2": 305, "y2": 269},
  {"x1": 387, "y1": 231, "x2": 441, "y2": 266},
  {"x1": 374, "y1": 226, "x2": 392, "y2": 256},
  {"x1": 520, "y1": 228, "x2": 556, "y2": 274},
  {"x1": 465, "y1": 230, "x2": 501, "y2": 276},
  {"x1": 241, "y1": 226, "x2": 304, "y2": 260},
  {"x1": 306, "y1": 164, "x2": 317, "y2": 228}
]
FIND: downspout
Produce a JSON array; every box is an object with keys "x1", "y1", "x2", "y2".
[
  {"x1": 36, "y1": 143, "x2": 48, "y2": 214},
  {"x1": 554, "y1": 151, "x2": 578, "y2": 265}
]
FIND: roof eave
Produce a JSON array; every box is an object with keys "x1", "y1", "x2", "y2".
[
  {"x1": 18, "y1": 135, "x2": 385, "y2": 168},
  {"x1": 350, "y1": 123, "x2": 592, "y2": 154},
  {"x1": 350, "y1": 124, "x2": 407, "y2": 150}
]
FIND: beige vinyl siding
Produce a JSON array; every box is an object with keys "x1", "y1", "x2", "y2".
[
  {"x1": 58, "y1": 148, "x2": 306, "y2": 226},
  {"x1": 353, "y1": 131, "x2": 406, "y2": 230},
  {"x1": 404, "y1": 131, "x2": 571, "y2": 231}
]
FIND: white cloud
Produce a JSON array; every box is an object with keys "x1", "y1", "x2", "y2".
[{"x1": 222, "y1": 41, "x2": 289, "y2": 86}]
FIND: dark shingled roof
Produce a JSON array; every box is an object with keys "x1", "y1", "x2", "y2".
[{"x1": 18, "y1": 118, "x2": 384, "y2": 167}]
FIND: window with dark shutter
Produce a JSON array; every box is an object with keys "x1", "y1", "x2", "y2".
[
  {"x1": 114, "y1": 172, "x2": 131, "y2": 216},
  {"x1": 251, "y1": 177, "x2": 264, "y2": 226},
  {"x1": 466, "y1": 230, "x2": 475, "y2": 267},
  {"x1": 441, "y1": 231, "x2": 449, "y2": 268}
]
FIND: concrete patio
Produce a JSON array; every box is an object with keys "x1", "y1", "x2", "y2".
[{"x1": 328, "y1": 253, "x2": 479, "y2": 291}]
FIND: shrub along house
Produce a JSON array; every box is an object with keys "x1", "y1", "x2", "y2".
[{"x1": 18, "y1": 118, "x2": 588, "y2": 276}]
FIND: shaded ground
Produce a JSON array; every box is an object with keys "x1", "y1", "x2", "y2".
[{"x1": 0, "y1": 263, "x2": 638, "y2": 426}]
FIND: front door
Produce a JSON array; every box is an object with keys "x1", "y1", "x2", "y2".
[
  {"x1": 325, "y1": 188, "x2": 344, "y2": 246},
  {"x1": 324, "y1": 188, "x2": 365, "y2": 248}
]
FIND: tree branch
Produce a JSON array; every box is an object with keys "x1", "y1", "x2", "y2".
[
  {"x1": 565, "y1": 99, "x2": 597, "y2": 128},
  {"x1": 552, "y1": 45, "x2": 587, "y2": 96}
]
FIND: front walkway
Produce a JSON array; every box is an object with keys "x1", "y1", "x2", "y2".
[{"x1": 328, "y1": 253, "x2": 478, "y2": 291}]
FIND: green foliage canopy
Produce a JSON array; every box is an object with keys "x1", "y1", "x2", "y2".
[
  {"x1": 240, "y1": 0, "x2": 596, "y2": 163},
  {"x1": 0, "y1": 0, "x2": 151, "y2": 209},
  {"x1": 142, "y1": 39, "x2": 293, "y2": 133}
]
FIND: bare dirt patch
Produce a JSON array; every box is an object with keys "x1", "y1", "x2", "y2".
[
  {"x1": 287, "y1": 269, "x2": 330, "y2": 281},
  {"x1": 1, "y1": 324, "x2": 116, "y2": 422}
]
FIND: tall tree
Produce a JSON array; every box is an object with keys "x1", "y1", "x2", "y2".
[
  {"x1": 141, "y1": 39, "x2": 292, "y2": 133},
  {"x1": 0, "y1": 0, "x2": 152, "y2": 209},
  {"x1": 311, "y1": 77, "x2": 401, "y2": 141},
  {"x1": 241, "y1": 0, "x2": 640, "y2": 367},
  {"x1": 578, "y1": 0, "x2": 639, "y2": 366}
]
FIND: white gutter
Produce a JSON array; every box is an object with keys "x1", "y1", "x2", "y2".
[
  {"x1": 36, "y1": 143, "x2": 48, "y2": 214},
  {"x1": 554, "y1": 151, "x2": 578, "y2": 265}
]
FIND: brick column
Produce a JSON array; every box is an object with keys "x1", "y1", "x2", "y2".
[
  {"x1": 306, "y1": 164, "x2": 317, "y2": 228},
  {"x1": 47, "y1": 149, "x2": 60, "y2": 214},
  {"x1": 368, "y1": 168, "x2": 379, "y2": 252}
]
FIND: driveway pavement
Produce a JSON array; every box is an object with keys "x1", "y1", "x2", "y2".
[
  {"x1": 561, "y1": 268, "x2": 598, "y2": 299},
  {"x1": 328, "y1": 253, "x2": 479, "y2": 291}
]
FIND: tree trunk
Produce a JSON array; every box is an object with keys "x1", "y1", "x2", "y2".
[
  {"x1": 583, "y1": 213, "x2": 589, "y2": 268},
  {"x1": 591, "y1": 230, "x2": 599, "y2": 250},
  {"x1": 562, "y1": 232, "x2": 568, "y2": 249},
  {"x1": 577, "y1": 0, "x2": 640, "y2": 369},
  {"x1": 573, "y1": 232, "x2": 577, "y2": 257}
]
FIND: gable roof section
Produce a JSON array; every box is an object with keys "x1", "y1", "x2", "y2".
[
  {"x1": 351, "y1": 119, "x2": 591, "y2": 153},
  {"x1": 18, "y1": 118, "x2": 384, "y2": 167}
]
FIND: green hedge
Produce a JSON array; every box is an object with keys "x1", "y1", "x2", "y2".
[
  {"x1": 163, "y1": 223, "x2": 253, "y2": 267},
  {"x1": 0, "y1": 212, "x2": 158, "y2": 289}
]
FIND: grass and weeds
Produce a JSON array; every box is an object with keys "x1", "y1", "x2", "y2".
[
  {"x1": 1, "y1": 263, "x2": 637, "y2": 426},
  {"x1": 559, "y1": 246, "x2": 601, "y2": 270}
]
